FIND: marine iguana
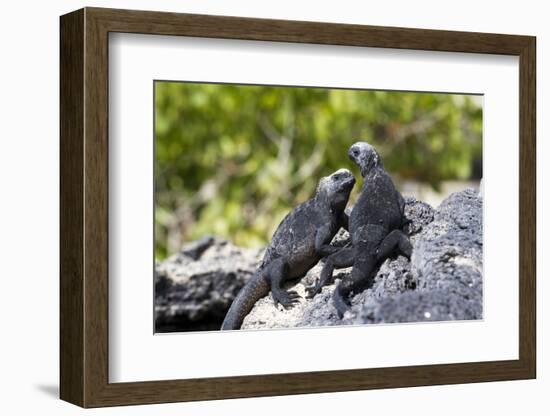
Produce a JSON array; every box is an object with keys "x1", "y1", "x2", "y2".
[
  {"x1": 221, "y1": 169, "x2": 356, "y2": 330},
  {"x1": 306, "y1": 142, "x2": 412, "y2": 318}
]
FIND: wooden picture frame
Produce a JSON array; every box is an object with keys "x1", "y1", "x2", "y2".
[{"x1": 60, "y1": 7, "x2": 536, "y2": 408}]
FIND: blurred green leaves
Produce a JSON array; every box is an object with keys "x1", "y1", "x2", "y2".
[{"x1": 155, "y1": 82, "x2": 482, "y2": 259}]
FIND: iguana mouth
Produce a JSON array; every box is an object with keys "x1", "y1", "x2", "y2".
[{"x1": 340, "y1": 176, "x2": 356, "y2": 190}]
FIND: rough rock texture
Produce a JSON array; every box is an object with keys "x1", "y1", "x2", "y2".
[
  {"x1": 155, "y1": 236, "x2": 263, "y2": 332},
  {"x1": 155, "y1": 188, "x2": 483, "y2": 332}
]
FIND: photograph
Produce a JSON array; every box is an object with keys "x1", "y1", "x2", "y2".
[{"x1": 153, "y1": 81, "x2": 483, "y2": 333}]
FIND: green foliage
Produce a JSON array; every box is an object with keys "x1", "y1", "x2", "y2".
[{"x1": 155, "y1": 82, "x2": 482, "y2": 259}]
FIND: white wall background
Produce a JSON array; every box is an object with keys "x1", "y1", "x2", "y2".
[{"x1": 0, "y1": 0, "x2": 545, "y2": 414}]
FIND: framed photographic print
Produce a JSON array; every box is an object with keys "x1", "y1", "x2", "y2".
[{"x1": 60, "y1": 7, "x2": 536, "y2": 408}]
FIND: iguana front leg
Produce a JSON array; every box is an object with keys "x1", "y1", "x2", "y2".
[
  {"x1": 305, "y1": 247, "x2": 354, "y2": 298},
  {"x1": 332, "y1": 254, "x2": 378, "y2": 318},
  {"x1": 303, "y1": 226, "x2": 349, "y2": 298},
  {"x1": 314, "y1": 225, "x2": 342, "y2": 257},
  {"x1": 265, "y1": 258, "x2": 301, "y2": 308},
  {"x1": 332, "y1": 224, "x2": 384, "y2": 317}
]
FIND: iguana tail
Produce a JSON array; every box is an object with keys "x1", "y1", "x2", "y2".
[{"x1": 220, "y1": 271, "x2": 270, "y2": 330}]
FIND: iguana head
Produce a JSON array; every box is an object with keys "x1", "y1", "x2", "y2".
[
  {"x1": 317, "y1": 168, "x2": 356, "y2": 208},
  {"x1": 348, "y1": 141, "x2": 382, "y2": 177}
]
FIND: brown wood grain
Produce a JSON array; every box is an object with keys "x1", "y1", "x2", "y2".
[
  {"x1": 518, "y1": 38, "x2": 537, "y2": 376},
  {"x1": 59, "y1": 8, "x2": 85, "y2": 407},
  {"x1": 60, "y1": 7, "x2": 537, "y2": 408}
]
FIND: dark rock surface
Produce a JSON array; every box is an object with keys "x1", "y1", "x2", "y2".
[
  {"x1": 155, "y1": 236, "x2": 263, "y2": 332},
  {"x1": 155, "y1": 188, "x2": 483, "y2": 331}
]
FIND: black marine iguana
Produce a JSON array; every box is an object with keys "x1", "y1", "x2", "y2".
[
  {"x1": 221, "y1": 169, "x2": 356, "y2": 330},
  {"x1": 306, "y1": 142, "x2": 412, "y2": 318}
]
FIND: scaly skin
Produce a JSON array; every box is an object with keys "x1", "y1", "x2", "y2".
[
  {"x1": 307, "y1": 142, "x2": 412, "y2": 318},
  {"x1": 221, "y1": 169, "x2": 356, "y2": 330}
]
